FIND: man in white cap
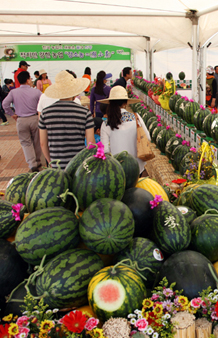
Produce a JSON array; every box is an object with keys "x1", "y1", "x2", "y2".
[{"x1": 38, "y1": 70, "x2": 95, "y2": 170}]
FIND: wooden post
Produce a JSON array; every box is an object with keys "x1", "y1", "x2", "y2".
[
  {"x1": 171, "y1": 312, "x2": 195, "y2": 338},
  {"x1": 195, "y1": 318, "x2": 212, "y2": 338}
]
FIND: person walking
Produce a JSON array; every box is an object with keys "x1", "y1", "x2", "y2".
[
  {"x1": 0, "y1": 86, "x2": 9, "y2": 125},
  {"x1": 36, "y1": 69, "x2": 52, "y2": 93},
  {"x1": 82, "y1": 67, "x2": 91, "y2": 94},
  {"x1": 2, "y1": 71, "x2": 42, "y2": 172},
  {"x1": 99, "y1": 85, "x2": 150, "y2": 174},
  {"x1": 38, "y1": 70, "x2": 95, "y2": 170},
  {"x1": 206, "y1": 66, "x2": 217, "y2": 108},
  {"x1": 14, "y1": 61, "x2": 30, "y2": 88},
  {"x1": 90, "y1": 71, "x2": 112, "y2": 117},
  {"x1": 112, "y1": 67, "x2": 132, "y2": 88}
]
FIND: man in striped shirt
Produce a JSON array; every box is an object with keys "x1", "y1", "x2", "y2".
[{"x1": 38, "y1": 70, "x2": 95, "y2": 170}]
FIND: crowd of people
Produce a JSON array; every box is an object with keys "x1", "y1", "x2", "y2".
[{"x1": 1, "y1": 63, "x2": 150, "y2": 176}]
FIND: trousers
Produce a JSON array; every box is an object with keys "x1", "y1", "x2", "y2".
[{"x1": 16, "y1": 115, "x2": 41, "y2": 169}]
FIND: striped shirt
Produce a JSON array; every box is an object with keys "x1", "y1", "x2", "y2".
[{"x1": 38, "y1": 100, "x2": 94, "y2": 169}]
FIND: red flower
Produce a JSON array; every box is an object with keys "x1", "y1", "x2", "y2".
[
  {"x1": 0, "y1": 324, "x2": 10, "y2": 338},
  {"x1": 215, "y1": 301, "x2": 218, "y2": 316},
  {"x1": 59, "y1": 311, "x2": 87, "y2": 333},
  {"x1": 171, "y1": 179, "x2": 187, "y2": 184}
]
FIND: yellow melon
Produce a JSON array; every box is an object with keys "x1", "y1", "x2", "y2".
[{"x1": 136, "y1": 177, "x2": 169, "y2": 201}]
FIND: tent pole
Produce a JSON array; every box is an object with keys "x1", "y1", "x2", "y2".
[
  {"x1": 145, "y1": 37, "x2": 150, "y2": 81},
  {"x1": 192, "y1": 18, "x2": 199, "y2": 102},
  {"x1": 150, "y1": 50, "x2": 154, "y2": 82},
  {"x1": 199, "y1": 46, "x2": 206, "y2": 106}
]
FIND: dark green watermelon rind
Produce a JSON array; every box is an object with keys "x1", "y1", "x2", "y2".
[
  {"x1": 191, "y1": 184, "x2": 218, "y2": 216},
  {"x1": 0, "y1": 200, "x2": 25, "y2": 239},
  {"x1": 65, "y1": 147, "x2": 97, "y2": 177}
]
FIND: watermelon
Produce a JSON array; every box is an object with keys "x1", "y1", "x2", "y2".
[
  {"x1": 35, "y1": 248, "x2": 104, "y2": 309},
  {"x1": 174, "y1": 184, "x2": 200, "y2": 207},
  {"x1": 88, "y1": 265, "x2": 146, "y2": 322},
  {"x1": 113, "y1": 237, "x2": 164, "y2": 288},
  {"x1": 211, "y1": 117, "x2": 218, "y2": 143},
  {"x1": 15, "y1": 207, "x2": 80, "y2": 265},
  {"x1": 169, "y1": 93, "x2": 182, "y2": 113},
  {"x1": 179, "y1": 151, "x2": 195, "y2": 176},
  {"x1": 79, "y1": 198, "x2": 134, "y2": 255},
  {"x1": 114, "y1": 151, "x2": 139, "y2": 190},
  {"x1": 175, "y1": 97, "x2": 185, "y2": 116},
  {"x1": 143, "y1": 111, "x2": 155, "y2": 125},
  {"x1": 149, "y1": 121, "x2": 158, "y2": 138},
  {"x1": 165, "y1": 136, "x2": 183, "y2": 160},
  {"x1": 4, "y1": 172, "x2": 37, "y2": 207},
  {"x1": 150, "y1": 201, "x2": 191, "y2": 255},
  {"x1": 157, "y1": 250, "x2": 217, "y2": 299},
  {"x1": 191, "y1": 184, "x2": 218, "y2": 216},
  {"x1": 151, "y1": 126, "x2": 165, "y2": 143},
  {"x1": 25, "y1": 168, "x2": 74, "y2": 213},
  {"x1": 179, "y1": 71, "x2": 185, "y2": 80},
  {"x1": 0, "y1": 239, "x2": 29, "y2": 299},
  {"x1": 190, "y1": 213, "x2": 218, "y2": 262},
  {"x1": 203, "y1": 113, "x2": 217, "y2": 138},
  {"x1": 176, "y1": 206, "x2": 197, "y2": 224},
  {"x1": 0, "y1": 200, "x2": 25, "y2": 239},
  {"x1": 183, "y1": 101, "x2": 200, "y2": 124},
  {"x1": 146, "y1": 116, "x2": 157, "y2": 129},
  {"x1": 121, "y1": 188, "x2": 154, "y2": 238},
  {"x1": 156, "y1": 128, "x2": 175, "y2": 153},
  {"x1": 72, "y1": 154, "x2": 126, "y2": 211},
  {"x1": 193, "y1": 107, "x2": 210, "y2": 131},
  {"x1": 65, "y1": 146, "x2": 98, "y2": 177},
  {"x1": 171, "y1": 145, "x2": 190, "y2": 171},
  {"x1": 178, "y1": 98, "x2": 189, "y2": 119}
]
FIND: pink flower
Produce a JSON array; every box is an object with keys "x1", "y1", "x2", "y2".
[
  {"x1": 150, "y1": 195, "x2": 163, "y2": 209},
  {"x1": 202, "y1": 309, "x2": 208, "y2": 314},
  {"x1": 93, "y1": 141, "x2": 106, "y2": 160},
  {"x1": 190, "y1": 99, "x2": 194, "y2": 102},
  {"x1": 130, "y1": 331, "x2": 138, "y2": 336},
  {"x1": 190, "y1": 147, "x2": 196, "y2": 153},
  {"x1": 187, "y1": 141, "x2": 190, "y2": 147},
  {"x1": 144, "y1": 106, "x2": 147, "y2": 109},
  {"x1": 200, "y1": 105, "x2": 205, "y2": 110},
  {"x1": 15, "y1": 327, "x2": 30, "y2": 338},
  {"x1": 11, "y1": 203, "x2": 23, "y2": 221},
  {"x1": 156, "y1": 115, "x2": 161, "y2": 119},
  {"x1": 190, "y1": 297, "x2": 202, "y2": 308},
  {"x1": 135, "y1": 318, "x2": 148, "y2": 331},
  {"x1": 157, "y1": 123, "x2": 162, "y2": 127},
  {"x1": 175, "y1": 134, "x2": 182, "y2": 138},
  {"x1": 172, "y1": 193, "x2": 178, "y2": 198},
  {"x1": 182, "y1": 140, "x2": 187, "y2": 146},
  {"x1": 149, "y1": 109, "x2": 153, "y2": 112},
  {"x1": 212, "y1": 108, "x2": 216, "y2": 114},
  {"x1": 163, "y1": 288, "x2": 174, "y2": 297},
  {"x1": 141, "y1": 104, "x2": 144, "y2": 107},
  {"x1": 175, "y1": 91, "x2": 178, "y2": 95},
  {"x1": 166, "y1": 125, "x2": 171, "y2": 130},
  {"x1": 85, "y1": 318, "x2": 99, "y2": 331},
  {"x1": 211, "y1": 311, "x2": 218, "y2": 320},
  {"x1": 151, "y1": 294, "x2": 160, "y2": 301},
  {"x1": 135, "y1": 96, "x2": 139, "y2": 99},
  {"x1": 201, "y1": 299, "x2": 211, "y2": 308},
  {"x1": 16, "y1": 316, "x2": 30, "y2": 327},
  {"x1": 184, "y1": 96, "x2": 189, "y2": 101}
]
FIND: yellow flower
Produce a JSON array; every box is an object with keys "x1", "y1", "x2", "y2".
[
  {"x1": 153, "y1": 304, "x2": 163, "y2": 316},
  {"x1": 8, "y1": 323, "x2": 19, "y2": 335},
  {"x1": 2, "y1": 314, "x2": 13, "y2": 322},
  {"x1": 39, "y1": 332, "x2": 48, "y2": 338},
  {"x1": 188, "y1": 302, "x2": 197, "y2": 314},
  {"x1": 91, "y1": 328, "x2": 105, "y2": 338},
  {"x1": 178, "y1": 296, "x2": 189, "y2": 308},
  {"x1": 40, "y1": 320, "x2": 55, "y2": 332},
  {"x1": 142, "y1": 298, "x2": 154, "y2": 309}
]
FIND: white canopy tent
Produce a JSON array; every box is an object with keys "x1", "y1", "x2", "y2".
[{"x1": 1, "y1": 0, "x2": 218, "y2": 103}]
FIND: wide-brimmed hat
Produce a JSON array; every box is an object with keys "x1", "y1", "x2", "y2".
[
  {"x1": 98, "y1": 85, "x2": 141, "y2": 104},
  {"x1": 39, "y1": 69, "x2": 47, "y2": 75},
  {"x1": 45, "y1": 70, "x2": 90, "y2": 99}
]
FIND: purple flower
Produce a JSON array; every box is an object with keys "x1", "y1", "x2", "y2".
[
  {"x1": 200, "y1": 171, "x2": 205, "y2": 179},
  {"x1": 163, "y1": 288, "x2": 174, "y2": 297},
  {"x1": 150, "y1": 195, "x2": 163, "y2": 209},
  {"x1": 211, "y1": 311, "x2": 218, "y2": 320},
  {"x1": 162, "y1": 300, "x2": 173, "y2": 312}
]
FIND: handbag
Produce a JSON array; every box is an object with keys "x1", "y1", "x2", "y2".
[{"x1": 134, "y1": 113, "x2": 155, "y2": 161}]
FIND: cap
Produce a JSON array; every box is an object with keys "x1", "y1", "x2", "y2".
[
  {"x1": 104, "y1": 73, "x2": 112, "y2": 80},
  {"x1": 206, "y1": 66, "x2": 214, "y2": 74},
  {"x1": 19, "y1": 61, "x2": 30, "y2": 67}
]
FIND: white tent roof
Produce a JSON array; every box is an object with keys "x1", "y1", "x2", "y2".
[{"x1": 0, "y1": 0, "x2": 218, "y2": 52}]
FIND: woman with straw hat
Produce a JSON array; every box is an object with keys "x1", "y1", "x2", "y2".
[
  {"x1": 37, "y1": 69, "x2": 52, "y2": 93},
  {"x1": 38, "y1": 70, "x2": 95, "y2": 169},
  {"x1": 99, "y1": 85, "x2": 150, "y2": 174}
]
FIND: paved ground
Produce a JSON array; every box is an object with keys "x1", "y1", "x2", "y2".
[{"x1": 0, "y1": 115, "x2": 46, "y2": 194}]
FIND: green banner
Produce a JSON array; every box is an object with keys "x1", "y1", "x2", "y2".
[{"x1": 0, "y1": 44, "x2": 131, "y2": 62}]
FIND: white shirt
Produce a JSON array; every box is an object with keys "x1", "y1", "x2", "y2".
[
  {"x1": 37, "y1": 93, "x2": 81, "y2": 113},
  {"x1": 100, "y1": 108, "x2": 151, "y2": 173}
]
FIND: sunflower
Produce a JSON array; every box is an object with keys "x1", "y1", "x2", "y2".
[
  {"x1": 40, "y1": 320, "x2": 55, "y2": 333},
  {"x1": 177, "y1": 296, "x2": 189, "y2": 310},
  {"x1": 142, "y1": 299, "x2": 154, "y2": 309},
  {"x1": 153, "y1": 304, "x2": 163, "y2": 316},
  {"x1": 8, "y1": 324, "x2": 19, "y2": 336},
  {"x1": 91, "y1": 328, "x2": 106, "y2": 337},
  {"x1": 188, "y1": 303, "x2": 197, "y2": 314},
  {"x1": 39, "y1": 332, "x2": 48, "y2": 338}
]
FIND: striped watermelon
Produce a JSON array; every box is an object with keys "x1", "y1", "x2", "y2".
[
  {"x1": 193, "y1": 107, "x2": 210, "y2": 131},
  {"x1": 35, "y1": 248, "x2": 104, "y2": 309},
  {"x1": 150, "y1": 201, "x2": 191, "y2": 255},
  {"x1": 151, "y1": 126, "x2": 165, "y2": 143},
  {"x1": 203, "y1": 113, "x2": 217, "y2": 138},
  {"x1": 0, "y1": 200, "x2": 25, "y2": 239},
  {"x1": 65, "y1": 146, "x2": 97, "y2": 177},
  {"x1": 183, "y1": 101, "x2": 200, "y2": 124},
  {"x1": 175, "y1": 97, "x2": 185, "y2": 116},
  {"x1": 211, "y1": 117, "x2": 218, "y2": 143},
  {"x1": 72, "y1": 154, "x2": 126, "y2": 211},
  {"x1": 190, "y1": 213, "x2": 218, "y2": 262},
  {"x1": 178, "y1": 98, "x2": 189, "y2": 119},
  {"x1": 174, "y1": 184, "x2": 200, "y2": 207},
  {"x1": 114, "y1": 151, "x2": 139, "y2": 190},
  {"x1": 79, "y1": 198, "x2": 134, "y2": 255},
  {"x1": 149, "y1": 121, "x2": 158, "y2": 138},
  {"x1": 171, "y1": 145, "x2": 190, "y2": 171},
  {"x1": 179, "y1": 152, "x2": 195, "y2": 176},
  {"x1": 5, "y1": 172, "x2": 37, "y2": 207},
  {"x1": 87, "y1": 265, "x2": 146, "y2": 322},
  {"x1": 169, "y1": 93, "x2": 182, "y2": 113},
  {"x1": 191, "y1": 184, "x2": 218, "y2": 216},
  {"x1": 146, "y1": 116, "x2": 157, "y2": 129},
  {"x1": 15, "y1": 207, "x2": 80, "y2": 265},
  {"x1": 176, "y1": 206, "x2": 197, "y2": 224},
  {"x1": 156, "y1": 128, "x2": 175, "y2": 153},
  {"x1": 165, "y1": 136, "x2": 183, "y2": 160},
  {"x1": 143, "y1": 111, "x2": 155, "y2": 125},
  {"x1": 113, "y1": 237, "x2": 164, "y2": 288}
]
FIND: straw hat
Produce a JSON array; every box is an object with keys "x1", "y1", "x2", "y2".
[
  {"x1": 98, "y1": 85, "x2": 140, "y2": 104},
  {"x1": 45, "y1": 70, "x2": 90, "y2": 99},
  {"x1": 39, "y1": 69, "x2": 47, "y2": 75}
]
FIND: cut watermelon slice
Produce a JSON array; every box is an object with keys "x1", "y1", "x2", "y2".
[{"x1": 93, "y1": 280, "x2": 125, "y2": 311}]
